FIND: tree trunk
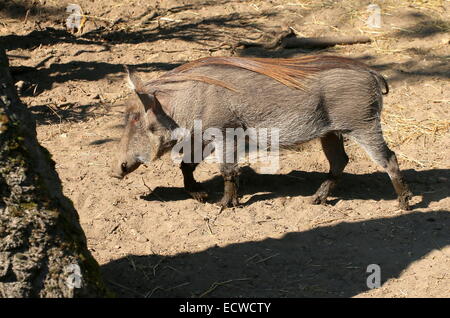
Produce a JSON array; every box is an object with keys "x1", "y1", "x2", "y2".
[{"x1": 0, "y1": 47, "x2": 109, "y2": 297}]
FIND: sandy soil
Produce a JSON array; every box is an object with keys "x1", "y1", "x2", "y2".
[{"x1": 2, "y1": 0, "x2": 449, "y2": 297}]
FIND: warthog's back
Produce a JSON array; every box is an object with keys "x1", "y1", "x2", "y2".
[{"x1": 151, "y1": 56, "x2": 386, "y2": 146}]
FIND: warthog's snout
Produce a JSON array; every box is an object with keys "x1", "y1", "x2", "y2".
[{"x1": 110, "y1": 160, "x2": 141, "y2": 179}]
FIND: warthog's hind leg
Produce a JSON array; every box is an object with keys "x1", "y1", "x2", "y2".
[
  {"x1": 219, "y1": 162, "x2": 240, "y2": 208},
  {"x1": 351, "y1": 126, "x2": 412, "y2": 210}
]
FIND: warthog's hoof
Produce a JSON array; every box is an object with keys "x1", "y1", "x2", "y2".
[
  {"x1": 398, "y1": 199, "x2": 411, "y2": 210},
  {"x1": 218, "y1": 195, "x2": 240, "y2": 208},
  {"x1": 398, "y1": 190, "x2": 413, "y2": 211},
  {"x1": 311, "y1": 180, "x2": 334, "y2": 205},
  {"x1": 311, "y1": 194, "x2": 327, "y2": 205},
  {"x1": 399, "y1": 202, "x2": 411, "y2": 211}
]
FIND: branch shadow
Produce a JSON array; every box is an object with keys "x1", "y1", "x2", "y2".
[
  {"x1": 0, "y1": 0, "x2": 63, "y2": 20},
  {"x1": 16, "y1": 60, "x2": 180, "y2": 92},
  {"x1": 141, "y1": 167, "x2": 450, "y2": 210},
  {"x1": 1, "y1": 9, "x2": 277, "y2": 50},
  {"x1": 1, "y1": 28, "x2": 105, "y2": 51},
  {"x1": 16, "y1": 60, "x2": 180, "y2": 125},
  {"x1": 101, "y1": 210, "x2": 450, "y2": 297},
  {"x1": 93, "y1": 12, "x2": 275, "y2": 45},
  {"x1": 392, "y1": 12, "x2": 449, "y2": 39}
]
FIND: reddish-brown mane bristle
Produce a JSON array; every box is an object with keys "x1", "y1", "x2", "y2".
[
  {"x1": 148, "y1": 55, "x2": 373, "y2": 92},
  {"x1": 163, "y1": 56, "x2": 322, "y2": 90}
]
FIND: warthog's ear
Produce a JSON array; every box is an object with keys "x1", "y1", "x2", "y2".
[
  {"x1": 124, "y1": 65, "x2": 178, "y2": 131},
  {"x1": 124, "y1": 65, "x2": 156, "y2": 113},
  {"x1": 124, "y1": 65, "x2": 144, "y2": 91}
]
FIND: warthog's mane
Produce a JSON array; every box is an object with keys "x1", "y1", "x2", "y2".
[{"x1": 143, "y1": 55, "x2": 379, "y2": 92}]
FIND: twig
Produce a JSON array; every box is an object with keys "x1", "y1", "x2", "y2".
[
  {"x1": 253, "y1": 253, "x2": 280, "y2": 264},
  {"x1": 198, "y1": 278, "x2": 251, "y2": 298},
  {"x1": 46, "y1": 104, "x2": 62, "y2": 124},
  {"x1": 205, "y1": 217, "x2": 213, "y2": 235},
  {"x1": 145, "y1": 282, "x2": 191, "y2": 298},
  {"x1": 23, "y1": 9, "x2": 30, "y2": 24},
  {"x1": 142, "y1": 177, "x2": 166, "y2": 202},
  {"x1": 127, "y1": 256, "x2": 137, "y2": 271},
  {"x1": 152, "y1": 257, "x2": 164, "y2": 277},
  {"x1": 108, "y1": 280, "x2": 146, "y2": 297},
  {"x1": 245, "y1": 254, "x2": 260, "y2": 263}
]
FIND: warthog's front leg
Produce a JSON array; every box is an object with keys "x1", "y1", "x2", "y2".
[
  {"x1": 312, "y1": 132, "x2": 349, "y2": 205},
  {"x1": 180, "y1": 161, "x2": 208, "y2": 202},
  {"x1": 219, "y1": 162, "x2": 240, "y2": 207}
]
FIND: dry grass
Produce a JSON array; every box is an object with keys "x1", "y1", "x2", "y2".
[
  {"x1": 407, "y1": 0, "x2": 447, "y2": 11},
  {"x1": 381, "y1": 102, "x2": 450, "y2": 167},
  {"x1": 382, "y1": 104, "x2": 450, "y2": 147}
]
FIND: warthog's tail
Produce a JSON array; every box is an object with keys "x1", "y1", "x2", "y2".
[{"x1": 369, "y1": 69, "x2": 389, "y2": 95}]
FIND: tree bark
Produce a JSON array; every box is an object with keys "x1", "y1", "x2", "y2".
[{"x1": 0, "y1": 47, "x2": 109, "y2": 297}]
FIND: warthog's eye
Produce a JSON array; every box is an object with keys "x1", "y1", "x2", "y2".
[
  {"x1": 128, "y1": 113, "x2": 140, "y2": 125},
  {"x1": 131, "y1": 114, "x2": 140, "y2": 122},
  {"x1": 148, "y1": 123, "x2": 156, "y2": 132}
]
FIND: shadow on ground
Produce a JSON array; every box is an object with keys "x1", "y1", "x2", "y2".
[
  {"x1": 101, "y1": 210, "x2": 450, "y2": 297},
  {"x1": 142, "y1": 167, "x2": 450, "y2": 210}
]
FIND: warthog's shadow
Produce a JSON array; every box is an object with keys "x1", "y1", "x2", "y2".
[
  {"x1": 101, "y1": 210, "x2": 450, "y2": 297},
  {"x1": 141, "y1": 167, "x2": 450, "y2": 209}
]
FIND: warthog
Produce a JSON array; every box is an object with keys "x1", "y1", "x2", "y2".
[{"x1": 111, "y1": 55, "x2": 412, "y2": 210}]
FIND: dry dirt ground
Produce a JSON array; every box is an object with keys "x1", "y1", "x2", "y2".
[{"x1": 2, "y1": 0, "x2": 449, "y2": 297}]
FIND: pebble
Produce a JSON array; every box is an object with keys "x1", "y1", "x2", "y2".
[{"x1": 136, "y1": 235, "x2": 149, "y2": 243}]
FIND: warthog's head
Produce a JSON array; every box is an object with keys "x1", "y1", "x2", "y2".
[{"x1": 110, "y1": 67, "x2": 176, "y2": 179}]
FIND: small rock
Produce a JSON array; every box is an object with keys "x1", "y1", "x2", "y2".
[
  {"x1": 15, "y1": 80, "x2": 29, "y2": 94},
  {"x1": 136, "y1": 235, "x2": 148, "y2": 243},
  {"x1": 15, "y1": 80, "x2": 25, "y2": 90}
]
